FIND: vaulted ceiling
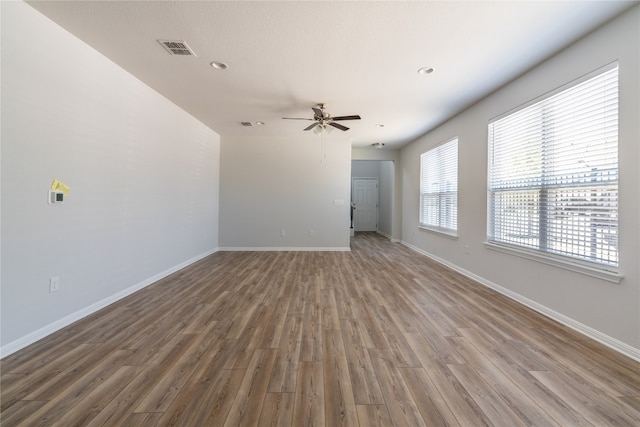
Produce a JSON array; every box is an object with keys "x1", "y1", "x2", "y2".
[{"x1": 26, "y1": 1, "x2": 635, "y2": 149}]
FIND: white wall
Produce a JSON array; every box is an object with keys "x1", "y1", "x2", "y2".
[
  {"x1": 1, "y1": 2, "x2": 221, "y2": 354},
  {"x1": 219, "y1": 135, "x2": 351, "y2": 249},
  {"x1": 401, "y1": 6, "x2": 640, "y2": 356}
]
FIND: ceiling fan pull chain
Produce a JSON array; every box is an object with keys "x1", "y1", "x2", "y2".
[{"x1": 320, "y1": 132, "x2": 327, "y2": 164}]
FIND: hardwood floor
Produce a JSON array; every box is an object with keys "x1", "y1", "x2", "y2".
[{"x1": 2, "y1": 232, "x2": 639, "y2": 426}]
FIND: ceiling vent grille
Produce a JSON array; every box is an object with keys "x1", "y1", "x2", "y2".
[
  {"x1": 158, "y1": 40, "x2": 196, "y2": 56},
  {"x1": 240, "y1": 122, "x2": 254, "y2": 127}
]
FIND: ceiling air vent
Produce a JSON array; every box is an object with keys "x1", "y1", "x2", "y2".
[
  {"x1": 158, "y1": 40, "x2": 196, "y2": 56},
  {"x1": 240, "y1": 122, "x2": 254, "y2": 127}
]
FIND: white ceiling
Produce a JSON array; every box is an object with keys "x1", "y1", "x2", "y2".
[{"x1": 26, "y1": 1, "x2": 635, "y2": 149}]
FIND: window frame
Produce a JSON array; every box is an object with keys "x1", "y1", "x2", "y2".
[
  {"x1": 485, "y1": 62, "x2": 622, "y2": 283},
  {"x1": 419, "y1": 137, "x2": 459, "y2": 237}
]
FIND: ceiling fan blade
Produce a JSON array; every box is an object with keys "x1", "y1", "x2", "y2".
[
  {"x1": 331, "y1": 115, "x2": 361, "y2": 121},
  {"x1": 328, "y1": 122, "x2": 349, "y2": 131},
  {"x1": 282, "y1": 117, "x2": 314, "y2": 120},
  {"x1": 304, "y1": 122, "x2": 320, "y2": 131},
  {"x1": 312, "y1": 107, "x2": 324, "y2": 118}
]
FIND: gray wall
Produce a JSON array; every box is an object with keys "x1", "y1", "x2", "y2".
[
  {"x1": 378, "y1": 161, "x2": 394, "y2": 238},
  {"x1": 400, "y1": 6, "x2": 640, "y2": 353},
  {"x1": 351, "y1": 160, "x2": 381, "y2": 178},
  {"x1": 1, "y1": 2, "x2": 221, "y2": 353},
  {"x1": 219, "y1": 135, "x2": 351, "y2": 249}
]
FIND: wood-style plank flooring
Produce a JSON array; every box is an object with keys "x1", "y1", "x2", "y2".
[{"x1": 2, "y1": 232, "x2": 639, "y2": 426}]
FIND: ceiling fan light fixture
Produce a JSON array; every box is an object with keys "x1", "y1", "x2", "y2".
[
  {"x1": 314, "y1": 124, "x2": 333, "y2": 134},
  {"x1": 210, "y1": 61, "x2": 228, "y2": 70}
]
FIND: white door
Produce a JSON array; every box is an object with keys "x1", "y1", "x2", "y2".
[{"x1": 352, "y1": 178, "x2": 378, "y2": 231}]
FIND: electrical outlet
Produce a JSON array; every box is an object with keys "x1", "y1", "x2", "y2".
[
  {"x1": 280, "y1": 230, "x2": 286, "y2": 237},
  {"x1": 49, "y1": 276, "x2": 60, "y2": 293},
  {"x1": 309, "y1": 229, "x2": 314, "y2": 236}
]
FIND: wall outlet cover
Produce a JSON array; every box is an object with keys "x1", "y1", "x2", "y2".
[{"x1": 49, "y1": 276, "x2": 60, "y2": 293}]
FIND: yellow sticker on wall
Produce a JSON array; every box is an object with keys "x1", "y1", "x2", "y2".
[{"x1": 51, "y1": 179, "x2": 70, "y2": 195}]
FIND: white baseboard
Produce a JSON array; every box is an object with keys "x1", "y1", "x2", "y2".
[
  {"x1": 219, "y1": 247, "x2": 351, "y2": 252},
  {"x1": 376, "y1": 230, "x2": 400, "y2": 243},
  {"x1": 0, "y1": 248, "x2": 219, "y2": 358},
  {"x1": 401, "y1": 241, "x2": 640, "y2": 363}
]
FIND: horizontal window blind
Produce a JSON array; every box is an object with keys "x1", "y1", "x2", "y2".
[
  {"x1": 420, "y1": 138, "x2": 458, "y2": 233},
  {"x1": 488, "y1": 65, "x2": 618, "y2": 268}
]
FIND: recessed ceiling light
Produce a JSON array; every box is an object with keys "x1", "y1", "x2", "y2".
[
  {"x1": 418, "y1": 67, "x2": 434, "y2": 75},
  {"x1": 210, "y1": 61, "x2": 228, "y2": 70},
  {"x1": 371, "y1": 143, "x2": 385, "y2": 149},
  {"x1": 376, "y1": 124, "x2": 385, "y2": 128},
  {"x1": 256, "y1": 121, "x2": 265, "y2": 126}
]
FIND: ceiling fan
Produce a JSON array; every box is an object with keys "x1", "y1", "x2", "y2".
[{"x1": 282, "y1": 103, "x2": 361, "y2": 131}]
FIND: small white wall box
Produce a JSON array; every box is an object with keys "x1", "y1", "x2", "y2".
[{"x1": 48, "y1": 191, "x2": 64, "y2": 204}]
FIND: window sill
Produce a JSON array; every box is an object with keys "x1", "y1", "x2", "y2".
[
  {"x1": 418, "y1": 226, "x2": 458, "y2": 239},
  {"x1": 483, "y1": 241, "x2": 623, "y2": 284}
]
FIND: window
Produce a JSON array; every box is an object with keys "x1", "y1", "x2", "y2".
[
  {"x1": 488, "y1": 64, "x2": 618, "y2": 271},
  {"x1": 420, "y1": 138, "x2": 458, "y2": 234}
]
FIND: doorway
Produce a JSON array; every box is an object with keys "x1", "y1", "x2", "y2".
[
  {"x1": 352, "y1": 177, "x2": 378, "y2": 232},
  {"x1": 351, "y1": 159, "x2": 396, "y2": 240}
]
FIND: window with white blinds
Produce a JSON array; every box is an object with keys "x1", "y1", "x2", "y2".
[
  {"x1": 488, "y1": 64, "x2": 618, "y2": 269},
  {"x1": 420, "y1": 138, "x2": 458, "y2": 234}
]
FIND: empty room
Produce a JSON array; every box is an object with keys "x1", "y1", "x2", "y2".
[{"x1": 1, "y1": 1, "x2": 639, "y2": 426}]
